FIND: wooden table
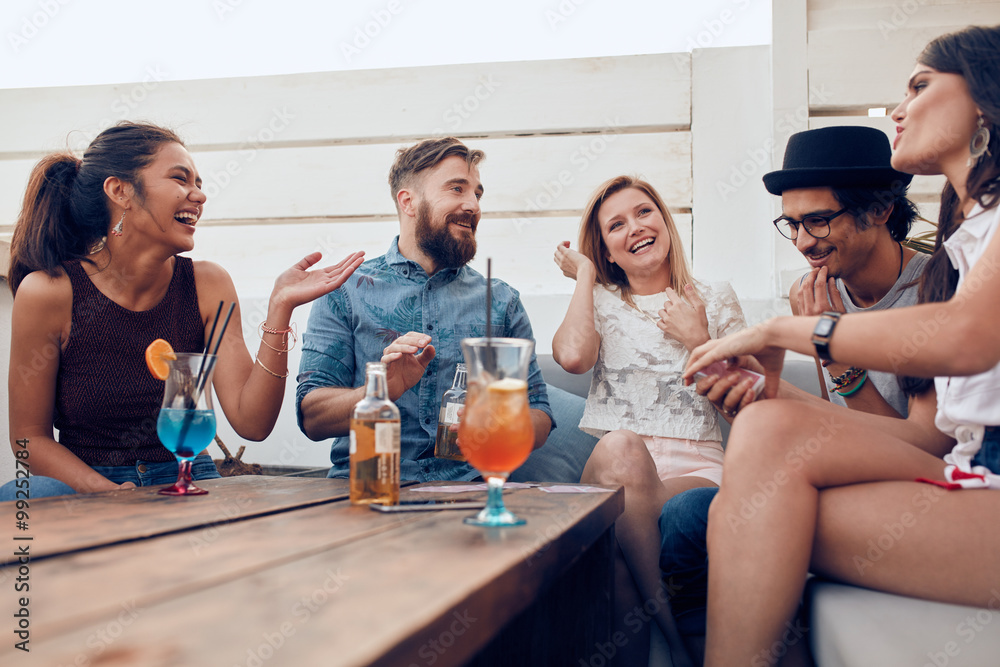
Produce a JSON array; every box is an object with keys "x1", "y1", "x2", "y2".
[{"x1": 1, "y1": 476, "x2": 622, "y2": 666}]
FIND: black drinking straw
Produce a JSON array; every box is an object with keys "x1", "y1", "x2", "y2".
[
  {"x1": 197, "y1": 301, "x2": 234, "y2": 394},
  {"x1": 194, "y1": 301, "x2": 224, "y2": 395},
  {"x1": 485, "y1": 258, "x2": 492, "y2": 339},
  {"x1": 485, "y1": 259, "x2": 494, "y2": 376},
  {"x1": 177, "y1": 301, "x2": 234, "y2": 451}
]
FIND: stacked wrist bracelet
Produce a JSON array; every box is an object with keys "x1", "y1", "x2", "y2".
[
  {"x1": 255, "y1": 321, "x2": 296, "y2": 379},
  {"x1": 829, "y1": 366, "x2": 867, "y2": 396},
  {"x1": 259, "y1": 322, "x2": 297, "y2": 353}
]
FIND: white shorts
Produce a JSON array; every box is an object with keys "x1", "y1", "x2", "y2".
[{"x1": 643, "y1": 436, "x2": 724, "y2": 486}]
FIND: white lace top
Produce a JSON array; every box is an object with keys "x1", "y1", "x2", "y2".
[{"x1": 579, "y1": 281, "x2": 747, "y2": 441}]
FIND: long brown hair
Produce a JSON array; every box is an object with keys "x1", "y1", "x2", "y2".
[
  {"x1": 900, "y1": 25, "x2": 1000, "y2": 395},
  {"x1": 578, "y1": 175, "x2": 695, "y2": 307},
  {"x1": 916, "y1": 25, "x2": 1000, "y2": 306},
  {"x1": 7, "y1": 121, "x2": 182, "y2": 294}
]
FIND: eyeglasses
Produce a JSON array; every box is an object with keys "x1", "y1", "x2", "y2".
[{"x1": 772, "y1": 207, "x2": 849, "y2": 241}]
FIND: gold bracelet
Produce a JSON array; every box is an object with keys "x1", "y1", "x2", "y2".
[
  {"x1": 259, "y1": 337, "x2": 289, "y2": 354},
  {"x1": 259, "y1": 321, "x2": 297, "y2": 353},
  {"x1": 255, "y1": 356, "x2": 288, "y2": 379}
]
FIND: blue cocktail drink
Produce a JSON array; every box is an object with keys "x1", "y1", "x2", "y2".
[
  {"x1": 158, "y1": 409, "x2": 217, "y2": 460},
  {"x1": 157, "y1": 353, "x2": 218, "y2": 496}
]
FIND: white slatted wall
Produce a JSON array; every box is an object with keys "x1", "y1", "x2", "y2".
[
  {"x1": 0, "y1": 0, "x2": 997, "y2": 469},
  {"x1": 0, "y1": 54, "x2": 695, "y2": 467}
]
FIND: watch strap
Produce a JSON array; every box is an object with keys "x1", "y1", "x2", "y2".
[{"x1": 812, "y1": 311, "x2": 841, "y2": 363}]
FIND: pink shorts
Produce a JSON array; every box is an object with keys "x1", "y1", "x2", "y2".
[{"x1": 643, "y1": 436, "x2": 724, "y2": 485}]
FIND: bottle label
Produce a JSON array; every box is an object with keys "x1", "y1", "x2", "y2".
[
  {"x1": 443, "y1": 402, "x2": 463, "y2": 424},
  {"x1": 375, "y1": 421, "x2": 400, "y2": 454},
  {"x1": 349, "y1": 430, "x2": 357, "y2": 454}
]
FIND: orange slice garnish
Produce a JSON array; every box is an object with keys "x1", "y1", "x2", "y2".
[{"x1": 145, "y1": 339, "x2": 176, "y2": 380}]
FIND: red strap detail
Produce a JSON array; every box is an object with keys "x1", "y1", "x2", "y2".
[
  {"x1": 951, "y1": 469, "x2": 986, "y2": 482},
  {"x1": 915, "y1": 477, "x2": 963, "y2": 490}
]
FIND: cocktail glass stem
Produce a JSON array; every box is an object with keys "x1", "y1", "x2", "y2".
[
  {"x1": 464, "y1": 475, "x2": 525, "y2": 526},
  {"x1": 160, "y1": 458, "x2": 208, "y2": 496}
]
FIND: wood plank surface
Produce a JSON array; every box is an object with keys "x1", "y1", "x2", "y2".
[
  {"x1": 3, "y1": 476, "x2": 351, "y2": 563},
  {"x1": 16, "y1": 496, "x2": 430, "y2": 641},
  {"x1": 0, "y1": 131, "x2": 691, "y2": 232},
  {"x1": 0, "y1": 54, "x2": 689, "y2": 158},
  {"x1": 6, "y1": 484, "x2": 622, "y2": 667}
]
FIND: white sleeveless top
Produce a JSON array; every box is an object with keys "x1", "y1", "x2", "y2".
[
  {"x1": 579, "y1": 281, "x2": 746, "y2": 441},
  {"x1": 934, "y1": 203, "x2": 1000, "y2": 488}
]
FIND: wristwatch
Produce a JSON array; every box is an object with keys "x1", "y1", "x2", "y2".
[{"x1": 812, "y1": 312, "x2": 841, "y2": 363}]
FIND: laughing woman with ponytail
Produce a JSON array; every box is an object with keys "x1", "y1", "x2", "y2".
[{"x1": 3, "y1": 122, "x2": 363, "y2": 498}]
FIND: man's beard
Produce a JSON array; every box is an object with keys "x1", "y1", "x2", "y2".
[{"x1": 415, "y1": 201, "x2": 478, "y2": 269}]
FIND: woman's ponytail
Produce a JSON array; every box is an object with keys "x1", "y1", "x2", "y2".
[{"x1": 7, "y1": 153, "x2": 88, "y2": 294}]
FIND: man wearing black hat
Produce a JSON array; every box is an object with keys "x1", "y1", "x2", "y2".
[
  {"x1": 656, "y1": 126, "x2": 930, "y2": 662},
  {"x1": 768, "y1": 125, "x2": 928, "y2": 417}
]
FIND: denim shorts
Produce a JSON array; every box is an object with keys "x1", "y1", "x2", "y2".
[
  {"x1": 91, "y1": 453, "x2": 221, "y2": 487},
  {"x1": 973, "y1": 427, "x2": 1000, "y2": 474},
  {"x1": 0, "y1": 454, "x2": 220, "y2": 501}
]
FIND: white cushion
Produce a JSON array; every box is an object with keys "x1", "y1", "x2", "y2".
[{"x1": 808, "y1": 579, "x2": 1000, "y2": 667}]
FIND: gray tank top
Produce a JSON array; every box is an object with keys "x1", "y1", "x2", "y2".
[{"x1": 826, "y1": 252, "x2": 930, "y2": 417}]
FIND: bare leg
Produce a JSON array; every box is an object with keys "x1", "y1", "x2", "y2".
[
  {"x1": 583, "y1": 430, "x2": 712, "y2": 667},
  {"x1": 703, "y1": 399, "x2": 987, "y2": 667}
]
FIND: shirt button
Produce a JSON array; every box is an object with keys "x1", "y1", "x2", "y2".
[
  {"x1": 424, "y1": 418, "x2": 431, "y2": 425},
  {"x1": 427, "y1": 324, "x2": 434, "y2": 331},
  {"x1": 137, "y1": 464, "x2": 148, "y2": 473}
]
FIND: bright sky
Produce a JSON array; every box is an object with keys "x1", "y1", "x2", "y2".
[{"x1": 1, "y1": 0, "x2": 771, "y2": 88}]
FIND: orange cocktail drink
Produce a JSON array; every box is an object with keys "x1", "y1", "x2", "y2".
[
  {"x1": 458, "y1": 378, "x2": 533, "y2": 477},
  {"x1": 459, "y1": 337, "x2": 536, "y2": 526}
]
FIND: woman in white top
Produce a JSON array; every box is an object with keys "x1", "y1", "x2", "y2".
[
  {"x1": 683, "y1": 25, "x2": 1000, "y2": 666},
  {"x1": 553, "y1": 175, "x2": 746, "y2": 667}
]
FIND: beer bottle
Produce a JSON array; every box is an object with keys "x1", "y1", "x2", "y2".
[
  {"x1": 349, "y1": 362, "x2": 400, "y2": 505},
  {"x1": 434, "y1": 363, "x2": 467, "y2": 460}
]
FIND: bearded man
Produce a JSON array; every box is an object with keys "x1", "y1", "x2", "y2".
[{"x1": 296, "y1": 137, "x2": 590, "y2": 481}]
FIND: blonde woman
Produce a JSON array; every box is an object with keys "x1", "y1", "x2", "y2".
[{"x1": 553, "y1": 175, "x2": 747, "y2": 666}]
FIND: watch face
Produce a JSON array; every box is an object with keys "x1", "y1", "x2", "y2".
[{"x1": 815, "y1": 319, "x2": 835, "y2": 337}]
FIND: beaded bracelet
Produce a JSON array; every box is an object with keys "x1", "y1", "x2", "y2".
[
  {"x1": 259, "y1": 322, "x2": 298, "y2": 353},
  {"x1": 835, "y1": 370, "x2": 868, "y2": 397},
  {"x1": 829, "y1": 366, "x2": 865, "y2": 391},
  {"x1": 255, "y1": 356, "x2": 289, "y2": 379}
]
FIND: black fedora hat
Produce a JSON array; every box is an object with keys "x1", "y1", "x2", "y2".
[{"x1": 762, "y1": 126, "x2": 913, "y2": 195}]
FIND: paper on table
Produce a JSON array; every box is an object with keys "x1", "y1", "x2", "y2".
[{"x1": 539, "y1": 485, "x2": 615, "y2": 494}]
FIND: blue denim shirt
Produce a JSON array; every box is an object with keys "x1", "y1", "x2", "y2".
[{"x1": 296, "y1": 238, "x2": 552, "y2": 482}]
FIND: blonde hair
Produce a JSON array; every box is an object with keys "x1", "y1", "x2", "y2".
[{"x1": 578, "y1": 175, "x2": 695, "y2": 307}]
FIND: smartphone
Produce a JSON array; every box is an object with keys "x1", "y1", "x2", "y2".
[
  {"x1": 369, "y1": 500, "x2": 486, "y2": 513},
  {"x1": 692, "y1": 360, "x2": 766, "y2": 399}
]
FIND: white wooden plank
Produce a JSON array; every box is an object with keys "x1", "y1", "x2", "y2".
[
  {"x1": 0, "y1": 132, "x2": 690, "y2": 234},
  {"x1": 0, "y1": 54, "x2": 690, "y2": 158},
  {"x1": 808, "y1": 0, "x2": 1000, "y2": 32},
  {"x1": 0, "y1": 158, "x2": 32, "y2": 231},
  {"x1": 692, "y1": 45, "x2": 775, "y2": 300},
  {"x1": 807, "y1": 25, "x2": 982, "y2": 110}
]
